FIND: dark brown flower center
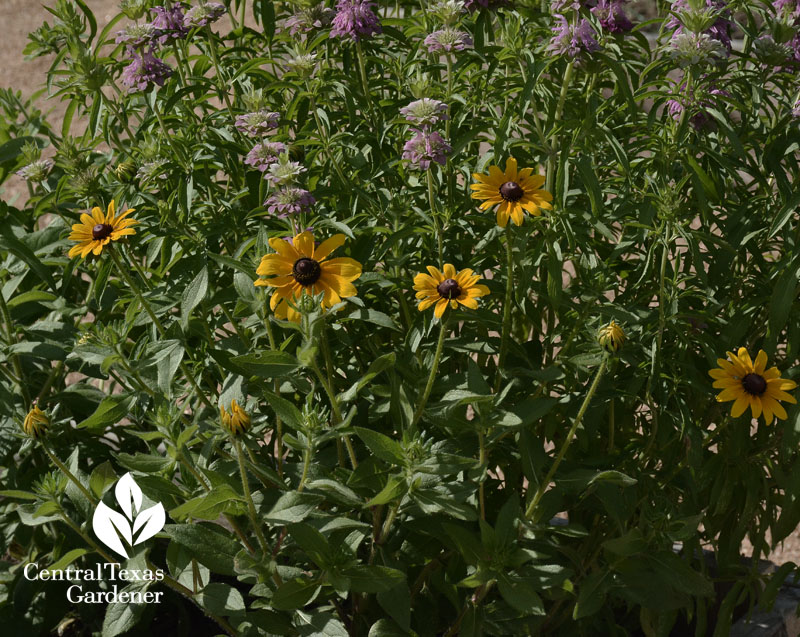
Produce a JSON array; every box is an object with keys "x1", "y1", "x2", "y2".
[
  {"x1": 742, "y1": 373, "x2": 767, "y2": 396},
  {"x1": 292, "y1": 257, "x2": 321, "y2": 285},
  {"x1": 92, "y1": 223, "x2": 114, "y2": 240},
  {"x1": 437, "y1": 278, "x2": 461, "y2": 299},
  {"x1": 499, "y1": 181, "x2": 524, "y2": 202}
]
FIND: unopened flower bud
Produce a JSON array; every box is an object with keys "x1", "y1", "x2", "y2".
[
  {"x1": 220, "y1": 400, "x2": 251, "y2": 436},
  {"x1": 597, "y1": 320, "x2": 625, "y2": 353},
  {"x1": 23, "y1": 405, "x2": 50, "y2": 438}
]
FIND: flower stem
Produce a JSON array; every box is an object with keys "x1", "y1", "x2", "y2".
[
  {"x1": 262, "y1": 301, "x2": 284, "y2": 477},
  {"x1": 608, "y1": 398, "x2": 615, "y2": 453},
  {"x1": 546, "y1": 60, "x2": 574, "y2": 195},
  {"x1": 427, "y1": 170, "x2": 444, "y2": 268},
  {"x1": 205, "y1": 26, "x2": 235, "y2": 120},
  {"x1": 42, "y1": 444, "x2": 97, "y2": 505},
  {"x1": 525, "y1": 358, "x2": 607, "y2": 521},
  {"x1": 108, "y1": 246, "x2": 214, "y2": 412},
  {"x1": 355, "y1": 41, "x2": 373, "y2": 115},
  {"x1": 311, "y1": 344, "x2": 357, "y2": 469},
  {"x1": 233, "y1": 437, "x2": 269, "y2": 554},
  {"x1": 478, "y1": 428, "x2": 487, "y2": 520},
  {"x1": 410, "y1": 316, "x2": 449, "y2": 430},
  {"x1": 494, "y1": 224, "x2": 514, "y2": 392}
]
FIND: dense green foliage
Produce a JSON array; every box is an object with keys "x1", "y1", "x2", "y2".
[{"x1": 2, "y1": 0, "x2": 800, "y2": 635}]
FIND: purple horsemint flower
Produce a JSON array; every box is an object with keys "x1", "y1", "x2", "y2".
[
  {"x1": 666, "y1": 0, "x2": 732, "y2": 53},
  {"x1": 265, "y1": 188, "x2": 316, "y2": 217},
  {"x1": 330, "y1": 0, "x2": 382, "y2": 42},
  {"x1": 402, "y1": 129, "x2": 452, "y2": 170},
  {"x1": 235, "y1": 111, "x2": 280, "y2": 137},
  {"x1": 184, "y1": 1, "x2": 225, "y2": 28},
  {"x1": 666, "y1": 78, "x2": 728, "y2": 130},
  {"x1": 424, "y1": 28, "x2": 474, "y2": 53},
  {"x1": 264, "y1": 156, "x2": 307, "y2": 185},
  {"x1": 551, "y1": 0, "x2": 582, "y2": 12},
  {"x1": 463, "y1": 0, "x2": 509, "y2": 11},
  {"x1": 121, "y1": 47, "x2": 173, "y2": 92},
  {"x1": 16, "y1": 159, "x2": 54, "y2": 183},
  {"x1": 115, "y1": 23, "x2": 158, "y2": 48},
  {"x1": 284, "y1": 3, "x2": 335, "y2": 35},
  {"x1": 774, "y1": 0, "x2": 800, "y2": 21},
  {"x1": 400, "y1": 99, "x2": 449, "y2": 128},
  {"x1": 244, "y1": 142, "x2": 287, "y2": 171},
  {"x1": 591, "y1": 0, "x2": 633, "y2": 33},
  {"x1": 547, "y1": 15, "x2": 601, "y2": 59},
  {"x1": 151, "y1": 2, "x2": 189, "y2": 44}
]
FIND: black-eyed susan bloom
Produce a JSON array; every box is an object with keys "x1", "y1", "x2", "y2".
[
  {"x1": 68, "y1": 200, "x2": 138, "y2": 259},
  {"x1": 220, "y1": 400, "x2": 251, "y2": 436},
  {"x1": 413, "y1": 264, "x2": 490, "y2": 319},
  {"x1": 709, "y1": 348, "x2": 797, "y2": 424},
  {"x1": 470, "y1": 157, "x2": 552, "y2": 227},
  {"x1": 254, "y1": 231, "x2": 362, "y2": 323}
]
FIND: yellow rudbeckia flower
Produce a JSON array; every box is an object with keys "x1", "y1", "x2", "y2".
[
  {"x1": 708, "y1": 348, "x2": 797, "y2": 424},
  {"x1": 470, "y1": 157, "x2": 552, "y2": 227},
  {"x1": 68, "y1": 200, "x2": 138, "y2": 259},
  {"x1": 413, "y1": 263, "x2": 490, "y2": 319}
]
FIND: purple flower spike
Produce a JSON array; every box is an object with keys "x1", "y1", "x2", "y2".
[
  {"x1": 591, "y1": 0, "x2": 633, "y2": 33},
  {"x1": 235, "y1": 111, "x2": 280, "y2": 137},
  {"x1": 547, "y1": 15, "x2": 601, "y2": 59},
  {"x1": 245, "y1": 142, "x2": 287, "y2": 171},
  {"x1": 284, "y1": 3, "x2": 335, "y2": 35},
  {"x1": 184, "y1": 1, "x2": 225, "y2": 28},
  {"x1": 151, "y1": 3, "x2": 189, "y2": 44},
  {"x1": 121, "y1": 47, "x2": 173, "y2": 92},
  {"x1": 330, "y1": 0, "x2": 382, "y2": 42},
  {"x1": 265, "y1": 188, "x2": 316, "y2": 217},
  {"x1": 400, "y1": 98, "x2": 449, "y2": 128},
  {"x1": 424, "y1": 28, "x2": 474, "y2": 53},
  {"x1": 115, "y1": 23, "x2": 158, "y2": 48},
  {"x1": 402, "y1": 129, "x2": 452, "y2": 170},
  {"x1": 666, "y1": 0, "x2": 732, "y2": 53}
]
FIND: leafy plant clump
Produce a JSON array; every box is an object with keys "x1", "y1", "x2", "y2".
[{"x1": 2, "y1": 0, "x2": 800, "y2": 635}]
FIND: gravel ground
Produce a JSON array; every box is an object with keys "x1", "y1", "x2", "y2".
[{"x1": 3, "y1": 0, "x2": 800, "y2": 568}]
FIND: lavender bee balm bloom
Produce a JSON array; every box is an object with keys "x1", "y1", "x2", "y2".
[
  {"x1": 402, "y1": 129, "x2": 452, "y2": 170},
  {"x1": 121, "y1": 48, "x2": 173, "y2": 92},
  {"x1": 330, "y1": 0, "x2": 382, "y2": 42}
]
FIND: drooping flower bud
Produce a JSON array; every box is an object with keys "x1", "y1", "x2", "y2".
[
  {"x1": 597, "y1": 320, "x2": 625, "y2": 353},
  {"x1": 220, "y1": 400, "x2": 251, "y2": 436},
  {"x1": 23, "y1": 405, "x2": 50, "y2": 438}
]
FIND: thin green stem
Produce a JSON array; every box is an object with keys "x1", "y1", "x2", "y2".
[
  {"x1": 262, "y1": 304, "x2": 284, "y2": 476},
  {"x1": 478, "y1": 428, "x2": 487, "y2": 520},
  {"x1": 0, "y1": 289, "x2": 30, "y2": 406},
  {"x1": 298, "y1": 445, "x2": 312, "y2": 492},
  {"x1": 410, "y1": 317, "x2": 449, "y2": 430},
  {"x1": 233, "y1": 438, "x2": 269, "y2": 554},
  {"x1": 310, "y1": 354, "x2": 357, "y2": 468},
  {"x1": 58, "y1": 509, "x2": 114, "y2": 562},
  {"x1": 494, "y1": 224, "x2": 514, "y2": 392},
  {"x1": 43, "y1": 444, "x2": 97, "y2": 505},
  {"x1": 525, "y1": 358, "x2": 608, "y2": 521},
  {"x1": 546, "y1": 60, "x2": 574, "y2": 196},
  {"x1": 427, "y1": 170, "x2": 444, "y2": 268},
  {"x1": 355, "y1": 41, "x2": 373, "y2": 115},
  {"x1": 205, "y1": 26, "x2": 235, "y2": 119}
]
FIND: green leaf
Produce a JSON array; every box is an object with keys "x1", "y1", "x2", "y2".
[
  {"x1": 0, "y1": 490, "x2": 38, "y2": 500},
  {"x1": 89, "y1": 461, "x2": 117, "y2": 498},
  {"x1": 339, "y1": 565, "x2": 406, "y2": 593},
  {"x1": 231, "y1": 350, "x2": 299, "y2": 378},
  {"x1": 498, "y1": 575, "x2": 545, "y2": 615},
  {"x1": 0, "y1": 222, "x2": 57, "y2": 290},
  {"x1": 573, "y1": 571, "x2": 610, "y2": 620},
  {"x1": 49, "y1": 548, "x2": 88, "y2": 571},
  {"x1": 354, "y1": 427, "x2": 405, "y2": 465},
  {"x1": 338, "y1": 353, "x2": 395, "y2": 403},
  {"x1": 116, "y1": 452, "x2": 172, "y2": 473},
  {"x1": 264, "y1": 492, "x2": 323, "y2": 525},
  {"x1": 264, "y1": 391, "x2": 304, "y2": 430},
  {"x1": 368, "y1": 619, "x2": 409, "y2": 637},
  {"x1": 271, "y1": 579, "x2": 319, "y2": 610},
  {"x1": 181, "y1": 267, "x2": 208, "y2": 329},
  {"x1": 163, "y1": 524, "x2": 241, "y2": 576},
  {"x1": 102, "y1": 582, "x2": 149, "y2": 637},
  {"x1": 197, "y1": 582, "x2": 246, "y2": 616},
  {"x1": 77, "y1": 395, "x2": 132, "y2": 431},
  {"x1": 170, "y1": 485, "x2": 244, "y2": 521},
  {"x1": 366, "y1": 476, "x2": 406, "y2": 506}
]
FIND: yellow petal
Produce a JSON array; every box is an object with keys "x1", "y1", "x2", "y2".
[
  {"x1": 314, "y1": 234, "x2": 346, "y2": 261},
  {"x1": 753, "y1": 350, "x2": 768, "y2": 375},
  {"x1": 504, "y1": 157, "x2": 518, "y2": 181},
  {"x1": 434, "y1": 298, "x2": 448, "y2": 318},
  {"x1": 730, "y1": 395, "x2": 749, "y2": 417},
  {"x1": 322, "y1": 257, "x2": 362, "y2": 281},
  {"x1": 443, "y1": 263, "x2": 456, "y2": 279},
  {"x1": 293, "y1": 232, "x2": 315, "y2": 258}
]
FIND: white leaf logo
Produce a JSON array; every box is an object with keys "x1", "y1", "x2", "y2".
[{"x1": 92, "y1": 472, "x2": 166, "y2": 559}]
